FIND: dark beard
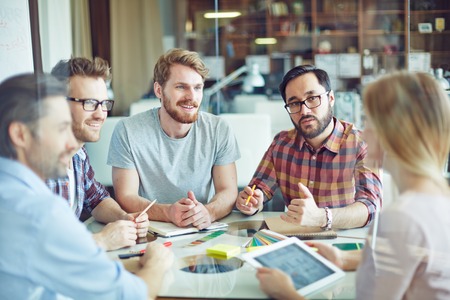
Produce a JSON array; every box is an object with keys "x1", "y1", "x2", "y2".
[{"x1": 294, "y1": 104, "x2": 333, "y2": 139}]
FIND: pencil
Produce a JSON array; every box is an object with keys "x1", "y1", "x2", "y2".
[
  {"x1": 245, "y1": 185, "x2": 256, "y2": 206},
  {"x1": 136, "y1": 199, "x2": 157, "y2": 220}
]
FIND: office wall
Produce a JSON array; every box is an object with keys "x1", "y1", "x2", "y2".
[{"x1": 0, "y1": 0, "x2": 34, "y2": 82}]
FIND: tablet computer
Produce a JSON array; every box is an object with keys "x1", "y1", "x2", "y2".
[{"x1": 242, "y1": 237, "x2": 345, "y2": 296}]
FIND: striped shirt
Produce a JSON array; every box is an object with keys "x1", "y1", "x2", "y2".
[
  {"x1": 250, "y1": 118, "x2": 382, "y2": 225},
  {"x1": 46, "y1": 147, "x2": 110, "y2": 218}
]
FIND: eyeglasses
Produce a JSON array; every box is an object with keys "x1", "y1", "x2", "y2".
[
  {"x1": 284, "y1": 91, "x2": 330, "y2": 114},
  {"x1": 66, "y1": 97, "x2": 115, "y2": 112}
]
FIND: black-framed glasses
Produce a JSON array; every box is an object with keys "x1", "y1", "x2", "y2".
[
  {"x1": 66, "y1": 97, "x2": 115, "y2": 112},
  {"x1": 284, "y1": 91, "x2": 330, "y2": 114}
]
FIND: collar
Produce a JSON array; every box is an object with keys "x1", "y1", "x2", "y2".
[{"x1": 77, "y1": 147, "x2": 87, "y2": 160}]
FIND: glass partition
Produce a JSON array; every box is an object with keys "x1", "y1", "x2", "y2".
[{"x1": 181, "y1": 0, "x2": 450, "y2": 116}]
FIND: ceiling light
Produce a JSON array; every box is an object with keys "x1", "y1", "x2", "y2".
[
  {"x1": 204, "y1": 12, "x2": 242, "y2": 19},
  {"x1": 255, "y1": 38, "x2": 277, "y2": 45}
]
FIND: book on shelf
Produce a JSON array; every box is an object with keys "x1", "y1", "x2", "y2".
[
  {"x1": 147, "y1": 220, "x2": 228, "y2": 237},
  {"x1": 264, "y1": 216, "x2": 337, "y2": 240}
]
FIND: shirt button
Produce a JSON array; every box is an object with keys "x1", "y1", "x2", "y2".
[
  {"x1": 309, "y1": 181, "x2": 314, "y2": 187},
  {"x1": 312, "y1": 155, "x2": 316, "y2": 160}
]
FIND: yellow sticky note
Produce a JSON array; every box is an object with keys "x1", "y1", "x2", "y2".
[{"x1": 206, "y1": 244, "x2": 241, "y2": 258}]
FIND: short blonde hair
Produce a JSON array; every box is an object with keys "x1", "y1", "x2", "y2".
[
  {"x1": 51, "y1": 57, "x2": 111, "y2": 82},
  {"x1": 363, "y1": 71, "x2": 450, "y2": 188},
  {"x1": 153, "y1": 48, "x2": 209, "y2": 87}
]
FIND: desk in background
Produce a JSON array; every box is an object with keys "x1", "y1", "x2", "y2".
[{"x1": 86, "y1": 211, "x2": 367, "y2": 299}]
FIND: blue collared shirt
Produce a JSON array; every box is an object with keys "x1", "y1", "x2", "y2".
[{"x1": 0, "y1": 157, "x2": 147, "y2": 299}]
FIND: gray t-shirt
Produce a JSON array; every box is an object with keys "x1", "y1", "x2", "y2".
[{"x1": 107, "y1": 108, "x2": 240, "y2": 204}]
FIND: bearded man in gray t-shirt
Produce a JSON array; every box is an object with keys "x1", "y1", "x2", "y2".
[{"x1": 108, "y1": 48, "x2": 240, "y2": 229}]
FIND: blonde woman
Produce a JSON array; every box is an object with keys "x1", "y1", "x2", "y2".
[{"x1": 256, "y1": 71, "x2": 450, "y2": 299}]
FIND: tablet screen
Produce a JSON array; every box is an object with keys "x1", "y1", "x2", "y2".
[
  {"x1": 254, "y1": 243, "x2": 335, "y2": 290},
  {"x1": 242, "y1": 236, "x2": 345, "y2": 295}
]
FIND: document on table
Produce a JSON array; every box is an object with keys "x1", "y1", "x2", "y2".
[{"x1": 148, "y1": 220, "x2": 228, "y2": 237}]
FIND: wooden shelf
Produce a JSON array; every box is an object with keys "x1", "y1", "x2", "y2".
[
  {"x1": 364, "y1": 30, "x2": 405, "y2": 35},
  {"x1": 368, "y1": 51, "x2": 406, "y2": 55},
  {"x1": 410, "y1": 31, "x2": 450, "y2": 35},
  {"x1": 410, "y1": 50, "x2": 448, "y2": 53},
  {"x1": 410, "y1": 10, "x2": 450, "y2": 15},
  {"x1": 364, "y1": 10, "x2": 405, "y2": 15},
  {"x1": 275, "y1": 32, "x2": 312, "y2": 37},
  {"x1": 270, "y1": 13, "x2": 313, "y2": 18},
  {"x1": 315, "y1": 12, "x2": 358, "y2": 17},
  {"x1": 316, "y1": 30, "x2": 358, "y2": 36}
]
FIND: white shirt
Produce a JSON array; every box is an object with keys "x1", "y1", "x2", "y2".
[{"x1": 356, "y1": 191, "x2": 450, "y2": 299}]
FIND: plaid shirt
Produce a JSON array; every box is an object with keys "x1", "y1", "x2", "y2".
[
  {"x1": 46, "y1": 147, "x2": 110, "y2": 218},
  {"x1": 250, "y1": 118, "x2": 382, "y2": 225}
]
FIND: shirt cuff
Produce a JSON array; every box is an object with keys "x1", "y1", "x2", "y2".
[{"x1": 356, "y1": 198, "x2": 378, "y2": 226}]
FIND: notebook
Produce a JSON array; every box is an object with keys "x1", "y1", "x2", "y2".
[
  {"x1": 147, "y1": 220, "x2": 228, "y2": 237},
  {"x1": 264, "y1": 216, "x2": 337, "y2": 240}
]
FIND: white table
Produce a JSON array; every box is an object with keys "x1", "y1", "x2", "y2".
[{"x1": 85, "y1": 211, "x2": 367, "y2": 299}]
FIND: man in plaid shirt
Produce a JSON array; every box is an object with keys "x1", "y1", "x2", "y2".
[
  {"x1": 236, "y1": 65, "x2": 382, "y2": 229},
  {"x1": 46, "y1": 57, "x2": 149, "y2": 250}
]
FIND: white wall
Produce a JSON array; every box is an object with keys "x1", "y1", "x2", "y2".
[{"x1": 38, "y1": 0, "x2": 72, "y2": 72}]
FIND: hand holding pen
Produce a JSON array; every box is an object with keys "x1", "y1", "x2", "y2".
[
  {"x1": 245, "y1": 185, "x2": 256, "y2": 205},
  {"x1": 237, "y1": 185, "x2": 263, "y2": 215},
  {"x1": 131, "y1": 199, "x2": 156, "y2": 238}
]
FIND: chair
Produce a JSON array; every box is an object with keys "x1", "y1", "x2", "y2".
[
  {"x1": 254, "y1": 100, "x2": 293, "y2": 138},
  {"x1": 84, "y1": 116, "x2": 125, "y2": 187},
  {"x1": 219, "y1": 113, "x2": 272, "y2": 188}
]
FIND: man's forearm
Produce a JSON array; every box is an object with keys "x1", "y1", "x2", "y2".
[
  {"x1": 117, "y1": 194, "x2": 174, "y2": 222},
  {"x1": 91, "y1": 198, "x2": 127, "y2": 223},
  {"x1": 147, "y1": 203, "x2": 172, "y2": 222},
  {"x1": 116, "y1": 194, "x2": 156, "y2": 214},
  {"x1": 331, "y1": 201, "x2": 370, "y2": 229},
  {"x1": 205, "y1": 190, "x2": 236, "y2": 222}
]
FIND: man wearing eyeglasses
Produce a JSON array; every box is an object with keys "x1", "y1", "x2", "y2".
[
  {"x1": 236, "y1": 65, "x2": 382, "y2": 229},
  {"x1": 46, "y1": 57, "x2": 149, "y2": 251}
]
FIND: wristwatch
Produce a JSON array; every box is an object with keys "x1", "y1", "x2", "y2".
[{"x1": 321, "y1": 207, "x2": 332, "y2": 230}]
